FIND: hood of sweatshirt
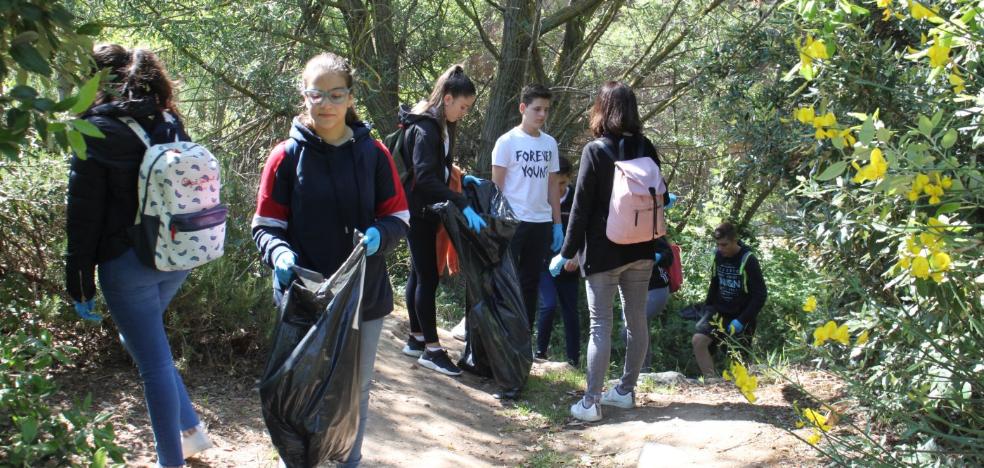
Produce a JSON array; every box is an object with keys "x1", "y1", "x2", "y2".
[{"x1": 289, "y1": 117, "x2": 374, "y2": 152}]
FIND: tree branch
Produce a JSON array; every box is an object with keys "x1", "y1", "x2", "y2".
[
  {"x1": 618, "y1": 0, "x2": 684, "y2": 83},
  {"x1": 539, "y1": 0, "x2": 607, "y2": 35},
  {"x1": 453, "y1": 0, "x2": 501, "y2": 60},
  {"x1": 629, "y1": 0, "x2": 727, "y2": 89}
]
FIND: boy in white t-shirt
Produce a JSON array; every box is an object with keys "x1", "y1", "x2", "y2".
[{"x1": 491, "y1": 84, "x2": 562, "y2": 332}]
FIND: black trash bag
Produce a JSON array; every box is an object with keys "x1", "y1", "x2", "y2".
[
  {"x1": 259, "y1": 243, "x2": 367, "y2": 468},
  {"x1": 429, "y1": 181, "x2": 532, "y2": 397}
]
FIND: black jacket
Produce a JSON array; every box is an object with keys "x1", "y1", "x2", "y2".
[
  {"x1": 649, "y1": 237, "x2": 674, "y2": 290},
  {"x1": 398, "y1": 106, "x2": 468, "y2": 220},
  {"x1": 65, "y1": 99, "x2": 190, "y2": 302},
  {"x1": 559, "y1": 134, "x2": 670, "y2": 276},
  {"x1": 554, "y1": 184, "x2": 579, "y2": 280},
  {"x1": 252, "y1": 119, "x2": 410, "y2": 321},
  {"x1": 705, "y1": 243, "x2": 767, "y2": 325}
]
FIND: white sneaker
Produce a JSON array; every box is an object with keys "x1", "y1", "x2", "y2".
[
  {"x1": 600, "y1": 386, "x2": 634, "y2": 409},
  {"x1": 451, "y1": 317, "x2": 467, "y2": 341},
  {"x1": 181, "y1": 423, "x2": 213, "y2": 459},
  {"x1": 570, "y1": 399, "x2": 602, "y2": 422}
]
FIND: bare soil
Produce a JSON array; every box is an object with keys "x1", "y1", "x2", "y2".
[{"x1": 54, "y1": 308, "x2": 830, "y2": 467}]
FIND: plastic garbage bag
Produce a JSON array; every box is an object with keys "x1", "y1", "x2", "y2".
[
  {"x1": 430, "y1": 181, "x2": 532, "y2": 397},
  {"x1": 259, "y1": 243, "x2": 367, "y2": 468}
]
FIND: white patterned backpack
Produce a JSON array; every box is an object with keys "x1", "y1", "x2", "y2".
[{"x1": 120, "y1": 113, "x2": 226, "y2": 271}]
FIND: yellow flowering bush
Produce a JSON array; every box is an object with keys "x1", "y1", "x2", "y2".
[{"x1": 722, "y1": 361, "x2": 759, "y2": 404}]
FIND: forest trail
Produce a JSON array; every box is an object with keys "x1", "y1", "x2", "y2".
[{"x1": 57, "y1": 308, "x2": 823, "y2": 467}]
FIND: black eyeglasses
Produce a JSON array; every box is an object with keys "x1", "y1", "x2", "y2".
[{"x1": 302, "y1": 87, "x2": 351, "y2": 105}]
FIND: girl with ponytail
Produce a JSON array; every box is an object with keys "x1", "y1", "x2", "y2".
[
  {"x1": 64, "y1": 44, "x2": 212, "y2": 466},
  {"x1": 398, "y1": 64, "x2": 485, "y2": 377},
  {"x1": 252, "y1": 52, "x2": 409, "y2": 467}
]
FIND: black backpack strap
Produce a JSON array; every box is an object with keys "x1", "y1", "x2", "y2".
[{"x1": 592, "y1": 138, "x2": 617, "y2": 161}]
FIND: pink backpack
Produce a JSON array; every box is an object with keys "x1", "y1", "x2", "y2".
[{"x1": 595, "y1": 139, "x2": 666, "y2": 245}]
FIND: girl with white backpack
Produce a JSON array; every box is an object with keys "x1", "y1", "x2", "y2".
[
  {"x1": 548, "y1": 81, "x2": 672, "y2": 422},
  {"x1": 64, "y1": 44, "x2": 214, "y2": 466}
]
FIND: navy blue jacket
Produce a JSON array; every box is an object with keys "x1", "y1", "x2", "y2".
[
  {"x1": 252, "y1": 119, "x2": 409, "y2": 321},
  {"x1": 65, "y1": 98, "x2": 190, "y2": 302}
]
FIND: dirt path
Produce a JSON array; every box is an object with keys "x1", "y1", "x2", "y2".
[{"x1": 56, "y1": 309, "x2": 823, "y2": 467}]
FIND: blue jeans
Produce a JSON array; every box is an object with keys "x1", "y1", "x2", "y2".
[
  {"x1": 98, "y1": 249, "x2": 196, "y2": 467},
  {"x1": 536, "y1": 270, "x2": 580, "y2": 365}
]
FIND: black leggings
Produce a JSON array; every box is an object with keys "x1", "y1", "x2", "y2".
[{"x1": 406, "y1": 216, "x2": 441, "y2": 343}]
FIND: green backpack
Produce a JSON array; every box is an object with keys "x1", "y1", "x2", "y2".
[{"x1": 382, "y1": 124, "x2": 415, "y2": 190}]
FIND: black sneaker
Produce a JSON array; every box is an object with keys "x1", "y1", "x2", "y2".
[
  {"x1": 417, "y1": 349, "x2": 462, "y2": 376},
  {"x1": 402, "y1": 336, "x2": 425, "y2": 357}
]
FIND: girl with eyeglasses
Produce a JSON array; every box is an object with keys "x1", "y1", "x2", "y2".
[
  {"x1": 397, "y1": 65, "x2": 486, "y2": 377},
  {"x1": 252, "y1": 52, "x2": 409, "y2": 467}
]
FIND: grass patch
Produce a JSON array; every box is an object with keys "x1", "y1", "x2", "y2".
[
  {"x1": 523, "y1": 447, "x2": 577, "y2": 467},
  {"x1": 504, "y1": 366, "x2": 586, "y2": 427}
]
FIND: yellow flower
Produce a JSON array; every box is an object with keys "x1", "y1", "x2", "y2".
[
  {"x1": 802, "y1": 408, "x2": 833, "y2": 431},
  {"x1": 807, "y1": 430, "x2": 823, "y2": 446},
  {"x1": 910, "y1": 1, "x2": 939, "y2": 20},
  {"x1": 832, "y1": 323, "x2": 850, "y2": 345},
  {"x1": 949, "y1": 72, "x2": 966, "y2": 94},
  {"x1": 927, "y1": 41, "x2": 951, "y2": 68},
  {"x1": 851, "y1": 148, "x2": 888, "y2": 183},
  {"x1": 911, "y1": 256, "x2": 930, "y2": 279},
  {"x1": 907, "y1": 190, "x2": 920, "y2": 202},
  {"x1": 877, "y1": 0, "x2": 890, "y2": 7},
  {"x1": 941, "y1": 176, "x2": 953, "y2": 189},
  {"x1": 803, "y1": 295, "x2": 818, "y2": 313},
  {"x1": 722, "y1": 369, "x2": 732, "y2": 381},
  {"x1": 931, "y1": 272, "x2": 945, "y2": 283},
  {"x1": 882, "y1": 7, "x2": 892, "y2": 21},
  {"x1": 856, "y1": 330, "x2": 870, "y2": 345},
  {"x1": 913, "y1": 173, "x2": 929, "y2": 191},
  {"x1": 906, "y1": 236, "x2": 921, "y2": 255},
  {"x1": 813, "y1": 321, "x2": 836, "y2": 346},
  {"x1": 930, "y1": 251, "x2": 951, "y2": 271},
  {"x1": 839, "y1": 128, "x2": 856, "y2": 147},
  {"x1": 794, "y1": 106, "x2": 815, "y2": 124},
  {"x1": 929, "y1": 195, "x2": 941, "y2": 204},
  {"x1": 727, "y1": 362, "x2": 758, "y2": 404},
  {"x1": 896, "y1": 256, "x2": 911, "y2": 270},
  {"x1": 802, "y1": 35, "x2": 830, "y2": 60},
  {"x1": 813, "y1": 112, "x2": 837, "y2": 128}
]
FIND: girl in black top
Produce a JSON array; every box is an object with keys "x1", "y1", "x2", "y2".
[{"x1": 400, "y1": 65, "x2": 485, "y2": 377}]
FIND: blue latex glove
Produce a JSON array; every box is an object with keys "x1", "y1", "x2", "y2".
[
  {"x1": 463, "y1": 175, "x2": 482, "y2": 187},
  {"x1": 654, "y1": 252, "x2": 662, "y2": 263},
  {"x1": 73, "y1": 299, "x2": 101, "y2": 322},
  {"x1": 462, "y1": 206, "x2": 487, "y2": 233},
  {"x1": 728, "y1": 319, "x2": 744, "y2": 335},
  {"x1": 548, "y1": 254, "x2": 570, "y2": 277},
  {"x1": 274, "y1": 250, "x2": 297, "y2": 286},
  {"x1": 551, "y1": 223, "x2": 564, "y2": 252},
  {"x1": 362, "y1": 227, "x2": 381, "y2": 256},
  {"x1": 665, "y1": 192, "x2": 678, "y2": 210}
]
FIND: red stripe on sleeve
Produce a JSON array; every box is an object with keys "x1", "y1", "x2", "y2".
[
  {"x1": 255, "y1": 141, "x2": 290, "y2": 221},
  {"x1": 373, "y1": 140, "x2": 409, "y2": 217}
]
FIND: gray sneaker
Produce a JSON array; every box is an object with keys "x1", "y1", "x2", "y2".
[{"x1": 417, "y1": 349, "x2": 462, "y2": 376}]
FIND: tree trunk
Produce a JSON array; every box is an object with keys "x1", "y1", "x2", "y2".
[
  {"x1": 476, "y1": 0, "x2": 535, "y2": 174},
  {"x1": 339, "y1": 0, "x2": 401, "y2": 137}
]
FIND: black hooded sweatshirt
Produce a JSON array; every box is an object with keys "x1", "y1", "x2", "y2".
[
  {"x1": 252, "y1": 119, "x2": 409, "y2": 321},
  {"x1": 65, "y1": 99, "x2": 190, "y2": 302},
  {"x1": 397, "y1": 106, "x2": 469, "y2": 220},
  {"x1": 705, "y1": 243, "x2": 767, "y2": 326}
]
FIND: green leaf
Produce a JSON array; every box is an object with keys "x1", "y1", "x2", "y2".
[
  {"x1": 33, "y1": 98, "x2": 55, "y2": 112},
  {"x1": 10, "y1": 31, "x2": 40, "y2": 46},
  {"x1": 71, "y1": 74, "x2": 103, "y2": 114},
  {"x1": 940, "y1": 128, "x2": 957, "y2": 149},
  {"x1": 10, "y1": 85, "x2": 38, "y2": 102},
  {"x1": 876, "y1": 127, "x2": 892, "y2": 144},
  {"x1": 92, "y1": 447, "x2": 108, "y2": 468},
  {"x1": 76, "y1": 22, "x2": 103, "y2": 36},
  {"x1": 859, "y1": 118, "x2": 875, "y2": 145},
  {"x1": 18, "y1": 416, "x2": 38, "y2": 443},
  {"x1": 918, "y1": 115, "x2": 933, "y2": 136},
  {"x1": 67, "y1": 129, "x2": 87, "y2": 157},
  {"x1": 935, "y1": 203, "x2": 961, "y2": 216},
  {"x1": 10, "y1": 42, "x2": 51, "y2": 76},
  {"x1": 71, "y1": 119, "x2": 105, "y2": 138},
  {"x1": 0, "y1": 142, "x2": 20, "y2": 160},
  {"x1": 54, "y1": 96, "x2": 79, "y2": 112},
  {"x1": 815, "y1": 160, "x2": 848, "y2": 181}
]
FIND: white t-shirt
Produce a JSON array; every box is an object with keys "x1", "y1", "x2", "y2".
[{"x1": 491, "y1": 126, "x2": 560, "y2": 222}]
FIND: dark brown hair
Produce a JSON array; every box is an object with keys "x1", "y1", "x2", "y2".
[
  {"x1": 713, "y1": 222, "x2": 738, "y2": 241},
  {"x1": 91, "y1": 44, "x2": 178, "y2": 114},
  {"x1": 521, "y1": 84, "x2": 552, "y2": 106},
  {"x1": 412, "y1": 64, "x2": 476, "y2": 136},
  {"x1": 299, "y1": 52, "x2": 359, "y2": 127},
  {"x1": 557, "y1": 155, "x2": 573, "y2": 177},
  {"x1": 588, "y1": 81, "x2": 641, "y2": 138}
]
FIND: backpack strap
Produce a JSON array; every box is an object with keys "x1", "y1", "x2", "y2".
[
  {"x1": 592, "y1": 138, "x2": 617, "y2": 160},
  {"x1": 738, "y1": 251, "x2": 752, "y2": 293},
  {"x1": 118, "y1": 116, "x2": 152, "y2": 149}
]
